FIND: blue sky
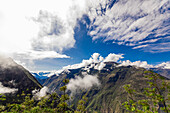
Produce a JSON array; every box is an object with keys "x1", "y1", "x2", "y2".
[
  {"x1": 34, "y1": 17, "x2": 170, "y2": 71},
  {"x1": 0, "y1": 0, "x2": 169, "y2": 71}
]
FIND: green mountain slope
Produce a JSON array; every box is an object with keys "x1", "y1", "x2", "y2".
[{"x1": 43, "y1": 62, "x2": 169, "y2": 113}]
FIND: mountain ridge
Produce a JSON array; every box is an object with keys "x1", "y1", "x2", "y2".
[
  {"x1": 39, "y1": 61, "x2": 169, "y2": 112},
  {"x1": 0, "y1": 57, "x2": 42, "y2": 103}
]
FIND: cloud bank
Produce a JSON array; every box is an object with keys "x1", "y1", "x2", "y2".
[
  {"x1": 62, "y1": 53, "x2": 123, "y2": 71},
  {"x1": 67, "y1": 74, "x2": 100, "y2": 93},
  {"x1": 119, "y1": 60, "x2": 154, "y2": 69},
  {"x1": 51, "y1": 53, "x2": 170, "y2": 75},
  {"x1": 119, "y1": 60, "x2": 170, "y2": 69},
  {"x1": 0, "y1": 55, "x2": 18, "y2": 69},
  {"x1": 0, "y1": 82, "x2": 18, "y2": 94},
  {"x1": 104, "y1": 53, "x2": 124, "y2": 62},
  {"x1": 155, "y1": 62, "x2": 170, "y2": 69},
  {"x1": 32, "y1": 86, "x2": 49, "y2": 100},
  {"x1": 36, "y1": 52, "x2": 169, "y2": 78}
]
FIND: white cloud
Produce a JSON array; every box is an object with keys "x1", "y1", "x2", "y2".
[
  {"x1": 155, "y1": 62, "x2": 170, "y2": 69},
  {"x1": 61, "y1": 53, "x2": 123, "y2": 71},
  {"x1": 141, "y1": 42, "x2": 170, "y2": 53},
  {"x1": 0, "y1": 82, "x2": 18, "y2": 94},
  {"x1": 1, "y1": 0, "x2": 168, "y2": 71},
  {"x1": 0, "y1": 0, "x2": 89, "y2": 69},
  {"x1": 138, "y1": 39, "x2": 160, "y2": 44},
  {"x1": 31, "y1": 71, "x2": 59, "y2": 78},
  {"x1": 119, "y1": 60, "x2": 154, "y2": 69},
  {"x1": 67, "y1": 74, "x2": 100, "y2": 93},
  {"x1": 41, "y1": 52, "x2": 169, "y2": 77},
  {"x1": 86, "y1": 0, "x2": 170, "y2": 52},
  {"x1": 132, "y1": 45, "x2": 148, "y2": 49},
  {"x1": 13, "y1": 51, "x2": 70, "y2": 60},
  {"x1": 94, "y1": 62, "x2": 106, "y2": 71},
  {"x1": 119, "y1": 60, "x2": 170, "y2": 69},
  {"x1": 63, "y1": 53, "x2": 101, "y2": 70},
  {"x1": 104, "y1": 53, "x2": 124, "y2": 62},
  {"x1": 32, "y1": 86, "x2": 48, "y2": 100},
  {"x1": 91, "y1": 53, "x2": 100, "y2": 63},
  {"x1": 31, "y1": 10, "x2": 76, "y2": 53},
  {"x1": 38, "y1": 53, "x2": 123, "y2": 75},
  {"x1": 0, "y1": 0, "x2": 78, "y2": 54},
  {"x1": 0, "y1": 55, "x2": 18, "y2": 69}
]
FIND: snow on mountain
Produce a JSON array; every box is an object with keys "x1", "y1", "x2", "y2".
[
  {"x1": 32, "y1": 71, "x2": 56, "y2": 79},
  {"x1": 32, "y1": 53, "x2": 169, "y2": 81}
]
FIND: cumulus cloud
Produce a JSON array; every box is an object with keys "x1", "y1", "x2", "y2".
[
  {"x1": 0, "y1": 0, "x2": 80, "y2": 54},
  {"x1": 59, "y1": 52, "x2": 169, "y2": 72},
  {"x1": 67, "y1": 74, "x2": 100, "y2": 93},
  {"x1": 61, "y1": 53, "x2": 123, "y2": 71},
  {"x1": 0, "y1": 0, "x2": 89, "y2": 69},
  {"x1": 86, "y1": 0, "x2": 170, "y2": 53},
  {"x1": 38, "y1": 53, "x2": 123, "y2": 75},
  {"x1": 119, "y1": 60, "x2": 170, "y2": 69},
  {"x1": 119, "y1": 60, "x2": 154, "y2": 69},
  {"x1": 94, "y1": 62, "x2": 106, "y2": 71},
  {"x1": 104, "y1": 53, "x2": 124, "y2": 62},
  {"x1": 31, "y1": 10, "x2": 75, "y2": 53},
  {"x1": 155, "y1": 62, "x2": 170, "y2": 69},
  {"x1": 0, "y1": 82, "x2": 18, "y2": 94},
  {"x1": 32, "y1": 86, "x2": 49, "y2": 100},
  {"x1": 42, "y1": 52, "x2": 170, "y2": 77},
  {"x1": 63, "y1": 53, "x2": 101, "y2": 70}
]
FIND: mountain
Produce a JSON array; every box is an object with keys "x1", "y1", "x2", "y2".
[
  {"x1": 31, "y1": 72, "x2": 53, "y2": 85},
  {"x1": 42, "y1": 62, "x2": 169, "y2": 112},
  {"x1": 0, "y1": 57, "x2": 42, "y2": 103},
  {"x1": 32, "y1": 72, "x2": 50, "y2": 79},
  {"x1": 151, "y1": 68, "x2": 170, "y2": 79}
]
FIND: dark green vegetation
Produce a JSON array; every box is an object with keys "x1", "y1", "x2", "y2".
[
  {"x1": 0, "y1": 79, "x2": 88, "y2": 113},
  {"x1": 122, "y1": 71, "x2": 169, "y2": 113}
]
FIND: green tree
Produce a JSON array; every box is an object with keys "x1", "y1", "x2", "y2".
[
  {"x1": 122, "y1": 71, "x2": 170, "y2": 113},
  {"x1": 0, "y1": 94, "x2": 6, "y2": 112},
  {"x1": 0, "y1": 78, "x2": 88, "y2": 113},
  {"x1": 57, "y1": 78, "x2": 73, "y2": 112},
  {"x1": 75, "y1": 93, "x2": 88, "y2": 113}
]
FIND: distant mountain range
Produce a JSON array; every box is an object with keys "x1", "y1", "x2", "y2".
[
  {"x1": 36, "y1": 62, "x2": 169, "y2": 112},
  {"x1": 32, "y1": 72, "x2": 51, "y2": 79},
  {"x1": 31, "y1": 71, "x2": 57, "y2": 85},
  {"x1": 32, "y1": 63, "x2": 170, "y2": 85},
  {"x1": 151, "y1": 68, "x2": 170, "y2": 79}
]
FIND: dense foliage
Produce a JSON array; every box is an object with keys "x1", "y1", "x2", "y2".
[
  {"x1": 122, "y1": 71, "x2": 170, "y2": 113},
  {"x1": 0, "y1": 79, "x2": 87, "y2": 113}
]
